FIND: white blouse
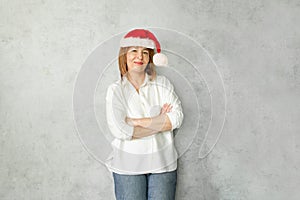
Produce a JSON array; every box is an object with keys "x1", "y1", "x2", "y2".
[{"x1": 105, "y1": 73, "x2": 184, "y2": 175}]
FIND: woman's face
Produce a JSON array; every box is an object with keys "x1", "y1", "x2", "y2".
[{"x1": 126, "y1": 46, "x2": 150, "y2": 74}]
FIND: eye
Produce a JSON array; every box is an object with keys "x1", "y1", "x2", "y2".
[
  {"x1": 128, "y1": 48, "x2": 137, "y2": 53},
  {"x1": 143, "y1": 51, "x2": 149, "y2": 55}
]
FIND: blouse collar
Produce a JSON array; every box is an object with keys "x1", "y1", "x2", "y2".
[{"x1": 122, "y1": 73, "x2": 150, "y2": 88}]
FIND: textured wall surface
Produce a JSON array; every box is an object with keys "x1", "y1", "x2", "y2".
[{"x1": 1, "y1": 0, "x2": 300, "y2": 199}]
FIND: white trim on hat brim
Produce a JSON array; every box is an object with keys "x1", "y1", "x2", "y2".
[{"x1": 120, "y1": 37, "x2": 155, "y2": 49}]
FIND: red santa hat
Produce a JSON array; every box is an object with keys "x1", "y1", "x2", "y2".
[{"x1": 120, "y1": 29, "x2": 168, "y2": 67}]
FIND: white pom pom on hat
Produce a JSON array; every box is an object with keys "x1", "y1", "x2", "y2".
[
  {"x1": 153, "y1": 53, "x2": 168, "y2": 67},
  {"x1": 120, "y1": 29, "x2": 168, "y2": 67}
]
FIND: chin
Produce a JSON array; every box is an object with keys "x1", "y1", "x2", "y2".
[{"x1": 132, "y1": 66, "x2": 146, "y2": 72}]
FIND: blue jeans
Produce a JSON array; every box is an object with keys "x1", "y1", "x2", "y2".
[{"x1": 113, "y1": 170, "x2": 177, "y2": 200}]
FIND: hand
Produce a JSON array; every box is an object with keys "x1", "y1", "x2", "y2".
[{"x1": 160, "y1": 103, "x2": 172, "y2": 115}]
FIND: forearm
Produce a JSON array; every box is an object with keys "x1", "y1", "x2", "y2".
[
  {"x1": 128, "y1": 114, "x2": 172, "y2": 132},
  {"x1": 126, "y1": 102, "x2": 173, "y2": 139},
  {"x1": 132, "y1": 126, "x2": 159, "y2": 139}
]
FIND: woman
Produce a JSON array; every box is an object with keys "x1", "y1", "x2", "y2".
[{"x1": 106, "y1": 29, "x2": 184, "y2": 200}]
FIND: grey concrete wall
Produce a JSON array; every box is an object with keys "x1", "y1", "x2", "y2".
[{"x1": 1, "y1": 0, "x2": 299, "y2": 199}]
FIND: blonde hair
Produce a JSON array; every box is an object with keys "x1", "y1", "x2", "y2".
[{"x1": 118, "y1": 47, "x2": 156, "y2": 81}]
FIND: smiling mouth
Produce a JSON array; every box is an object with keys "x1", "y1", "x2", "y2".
[{"x1": 134, "y1": 62, "x2": 144, "y2": 65}]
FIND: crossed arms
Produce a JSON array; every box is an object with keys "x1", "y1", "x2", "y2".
[
  {"x1": 125, "y1": 103, "x2": 173, "y2": 139},
  {"x1": 106, "y1": 78, "x2": 183, "y2": 141}
]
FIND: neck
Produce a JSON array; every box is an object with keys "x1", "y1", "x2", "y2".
[{"x1": 127, "y1": 72, "x2": 146, "y2": 90}]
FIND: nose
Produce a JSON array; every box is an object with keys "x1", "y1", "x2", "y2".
[{"x1": 137, "y1": 51, "x2": 143, "y2": 60}]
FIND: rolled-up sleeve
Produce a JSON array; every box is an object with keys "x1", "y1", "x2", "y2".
[
  {"x1": 106, "y1": 84, "x2": 134, "y2": 140},
  {"x1": 162, "y1": 77, "x2": 184, "y2": 130}
]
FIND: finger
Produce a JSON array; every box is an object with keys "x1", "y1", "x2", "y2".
[
  {"x1": 161, "y1": 103, "x2": 171, "y2": 114},
  {"x1": 166, "y1": 103, "x2": 172, "y2": 110},
  {"x1": 160, "y1": 105, "x2": 166, "y2": 114},
  {"x1": 162, "y1": 104, "x2": 168, "y2": 110}
]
